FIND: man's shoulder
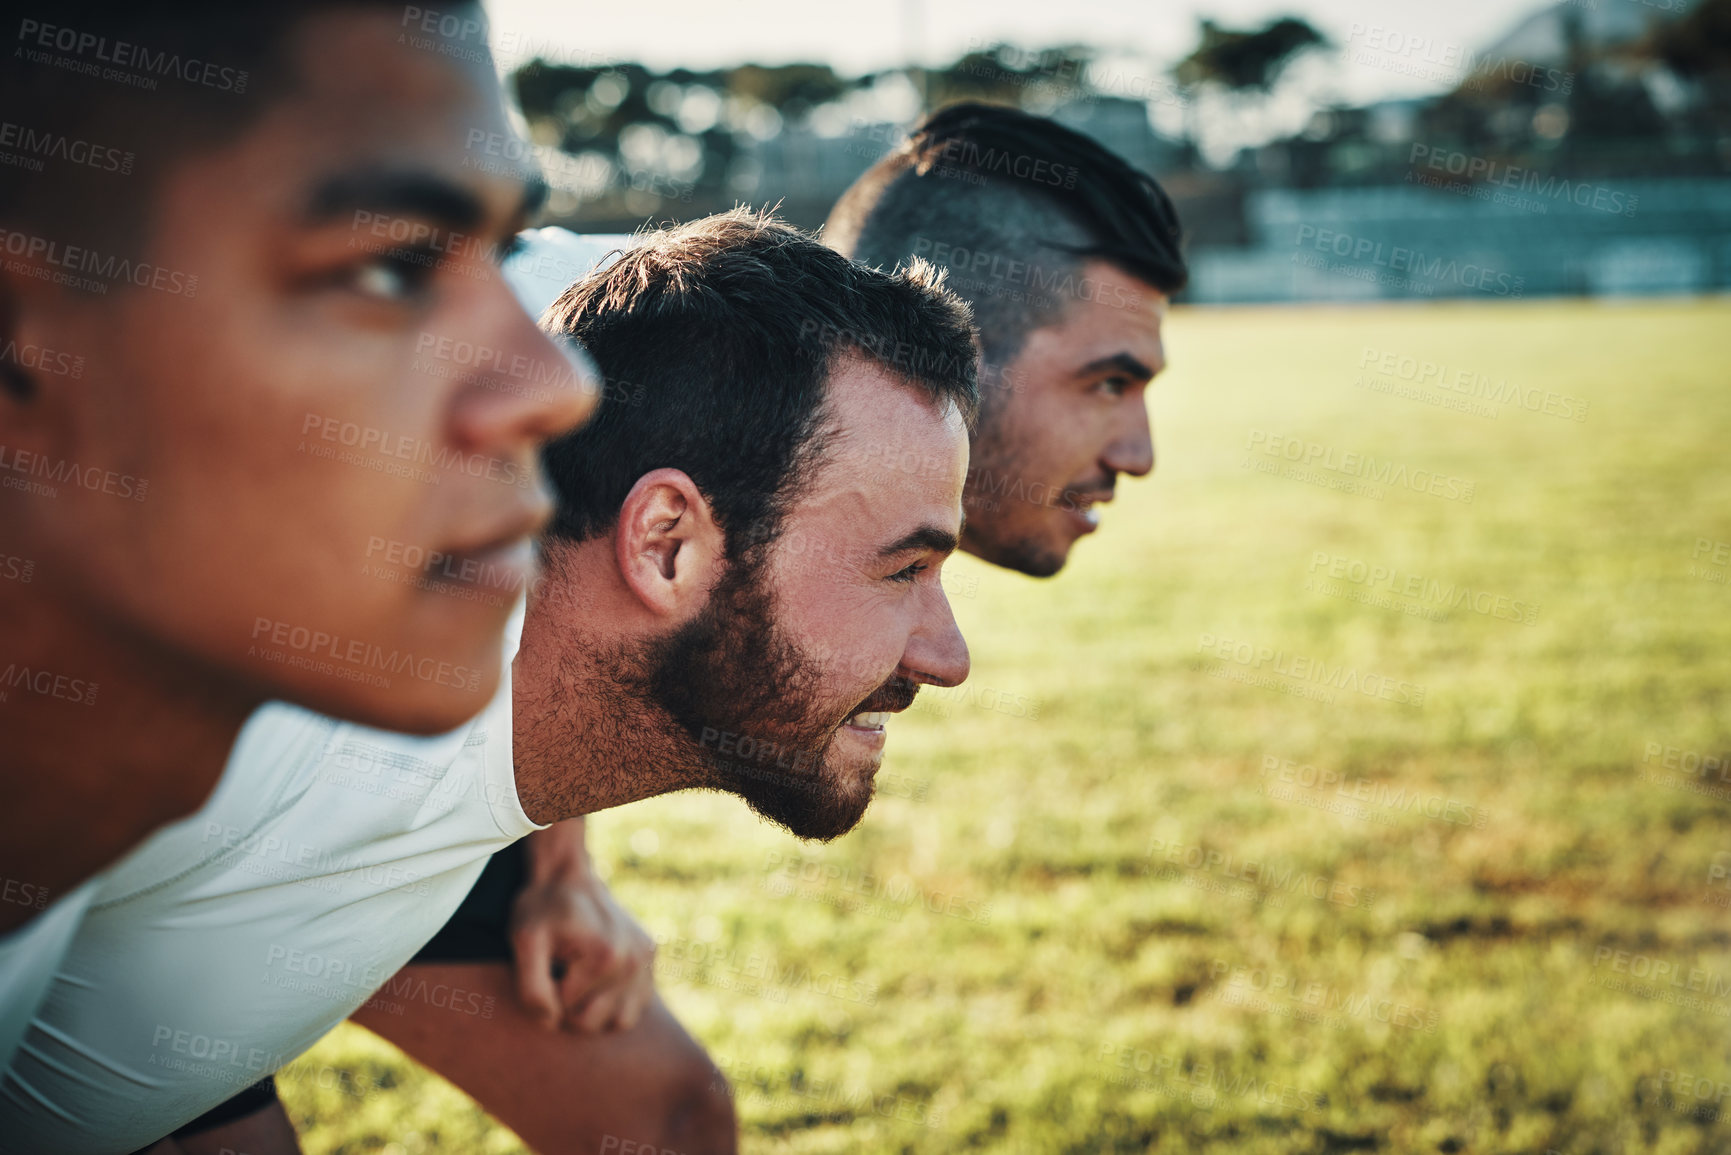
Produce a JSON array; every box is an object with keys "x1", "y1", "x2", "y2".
[{"x1": 91, "y1": 607, "x2": 524, "y2": 906}]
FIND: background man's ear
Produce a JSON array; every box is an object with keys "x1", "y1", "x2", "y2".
[
  {"x1": 0, "y1": 263, "x2": 88, "y2": 440},
  {"x1": 614, "y1": 468, "x2": 726, "y2": 616},
  {"x1": 0, "y1": 281, "x2": 34, "y2": 399}
]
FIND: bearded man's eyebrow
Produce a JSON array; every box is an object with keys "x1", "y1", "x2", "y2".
[{"x1": 878, "y1": 525, "x2": 961, "y2": 559}]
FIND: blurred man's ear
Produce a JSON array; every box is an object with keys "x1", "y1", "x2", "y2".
[
  {"x1": 614, "y1": 468, "x2": 726, "y2": 616},
  {"x1": 0, "y1": 278, "x2": 29, "y2": 400}
]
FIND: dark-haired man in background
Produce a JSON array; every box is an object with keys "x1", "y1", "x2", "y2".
[
  {"x1": 2, "y1": 210, "x2": 976, "y2": 1155},
  {"x1": 827, "y1": 101, "x2": 1188, "y2": 577}
]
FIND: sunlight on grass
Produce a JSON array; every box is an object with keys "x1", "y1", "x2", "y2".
[{"x1": 284, "y1": 298, "x2": 1731, "y2": 1154}]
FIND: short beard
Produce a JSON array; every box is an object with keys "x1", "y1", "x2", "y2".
[
  {"x1": 636, "y1": 551, "x2": 878, "y2": 840},
  {"x1": 962, "y1": 400, "x2": 1066, "y2": 578}
]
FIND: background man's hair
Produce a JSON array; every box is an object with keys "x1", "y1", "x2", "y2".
[
  {"x1": 540, "y1": 208, "x2": 979, "y2": 561},
  {"x1": 0, "y1": 0, "x2": 463, "y2": 241},
  {"x1": 825, "y1": 101, "x2": 1187, "y2": 377}
]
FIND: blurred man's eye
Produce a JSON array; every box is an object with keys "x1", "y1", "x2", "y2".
[
  {"x1": 350, "y1": 248, "x2": 438, "y2": 302},
  {"x1": 1096, "y1": 376, "x2": 1131, "y2": 398}
]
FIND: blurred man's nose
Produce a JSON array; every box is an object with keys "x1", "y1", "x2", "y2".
[
  {"x1": 1102, "y1": 400, "x2": 1154, "y2": 478},
  {"x1": 452, "y1": 302, "x2": 600, "y2": 451},
  {"x1": 902, "y1": 589, "x2": 970, "y2": 689}
]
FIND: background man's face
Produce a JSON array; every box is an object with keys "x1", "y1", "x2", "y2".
[
  {"x1": 650, "y1": 356, "x2": 971, "y2": 839},
  {"x1": 961, "y1": 260, "x2": 1168, "y2": 577},
  {"x1": 13, "y1": 9, "x2": 597, "y2": 732}
]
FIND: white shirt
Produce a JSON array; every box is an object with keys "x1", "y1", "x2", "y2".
[
  {"x1": 0, "y1": 881, "x2": 97, "y2": 1074},
  {"x1": 0, "y1": 618, "x2": 537, "y2": 1154},
  {"x1": 0, "y1": 233, "x2": 614, "y2": 1152}
]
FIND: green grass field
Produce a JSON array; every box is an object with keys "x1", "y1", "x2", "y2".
[{"x1": 280, "y1": 298, "x2": 1731, "y2": 1154}]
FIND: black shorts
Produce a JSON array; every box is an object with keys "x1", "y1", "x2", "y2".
[
  {"x1": 159, "y1": 1076, "x2": 281, "y2": 1142},
  {"x1": 164, "y1": 844, "x2": 522, "y2": 1140},
  {"x1": 409, "y1": 839, "x2": 526, "y2": 962}
]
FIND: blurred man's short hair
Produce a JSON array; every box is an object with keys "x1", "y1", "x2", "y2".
[{"x1": 0, "y1": 0, "x2": 455, "y2": 242}]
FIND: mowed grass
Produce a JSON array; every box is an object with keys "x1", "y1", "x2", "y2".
[{"x1": 282, "y1": 299, "x2": 1731, "y2": 1154}]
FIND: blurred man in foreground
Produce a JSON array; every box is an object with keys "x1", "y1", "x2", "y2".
[
  {"x1": 0, "y1": 0, "x2": 595, "y2": 1071},
  {"x1": 2, "y1": 211, "x2": 978, "y2": 1154}
]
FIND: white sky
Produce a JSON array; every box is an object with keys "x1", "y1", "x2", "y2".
[
  {"x1": 476, "y1": 0, "x2": 1562, "y2": 160},
  {"x1": 482, "y1": 0, "x2": 1548, "y2": 102}
]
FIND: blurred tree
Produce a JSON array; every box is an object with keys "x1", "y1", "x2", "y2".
[
  {"x1": 1173, "y1": 17, "x2": 1327, "y2": 93},
  {"x1": 922, "y1": 43, "x2": 1096, "y2": 109},
  {"x1": 1649, "y1": 0, "x2": 1731, "y2": 77},
  {"x1": 1171, "y1": 16, "x2": 1327, "y2": 152},
  {"x1": 728, "y1": 63, "x2": 849, "y2": 117}
]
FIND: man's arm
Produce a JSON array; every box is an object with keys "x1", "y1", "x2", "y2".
[{"x1": 510, "y1": 816, "x2": 658, "y2": 1032}]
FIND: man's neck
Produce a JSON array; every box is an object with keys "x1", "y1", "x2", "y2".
[
  {"x1": 0, "y1": 590, "x2": 254, "y2": 934},
  {"x1": 509, "y1": 555, "x2": 692, "y2": 826}
]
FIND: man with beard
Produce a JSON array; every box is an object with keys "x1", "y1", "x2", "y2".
[
  {"x1": 186, "y1": 102, "x2": 1194, "y2": 1155},
  {"x1": 0, "y1": 209, "x2": 977, "y2": 1155},
  {"x1": 826, "y1": 101, "x2": 1188, "y2": 576}
]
